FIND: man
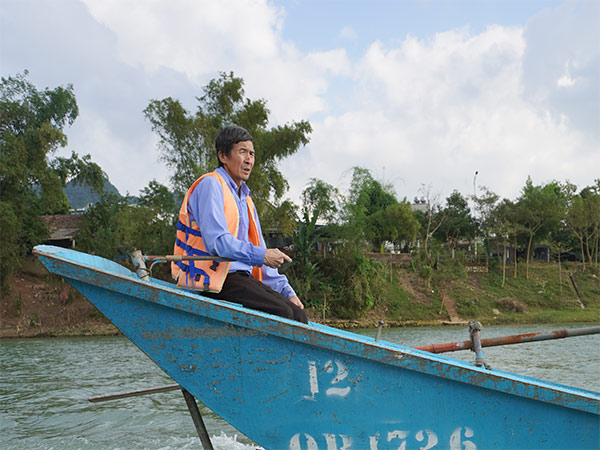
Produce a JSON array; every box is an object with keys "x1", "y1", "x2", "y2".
[{"x1": 171, "y1": 125, "x2": 308, "y2": 323}]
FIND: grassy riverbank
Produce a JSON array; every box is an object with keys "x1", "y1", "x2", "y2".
[
  {"x1": 381, "y1": 260, "x2": 598, "y2": 326},
  {"x1": 1, "y1": 256, "x2": 598, "y2": 338},
  {"x1": 318, "y1": 260, "x2": 599, "y2": 329}
]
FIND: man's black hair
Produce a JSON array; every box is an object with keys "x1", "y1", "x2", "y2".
[{"x1": 215, "y1": 125, "x2": 253, "y2": 167}]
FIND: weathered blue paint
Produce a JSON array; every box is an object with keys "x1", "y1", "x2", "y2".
[{"x1": 34, "y1": 245, "x2": 600, "y2": 450}]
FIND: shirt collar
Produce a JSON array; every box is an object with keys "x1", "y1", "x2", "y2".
[{"x1": 216, "y1": 166, "x2": 251, "y2": 198}]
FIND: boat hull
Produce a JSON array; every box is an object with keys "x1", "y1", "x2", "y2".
[{"x1": 34, "y1": 246, "x2": 600, "y2": 450}]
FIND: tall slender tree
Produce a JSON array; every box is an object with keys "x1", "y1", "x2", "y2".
[
  {"x1": 413, "y1": 184, "x2": 446, "y2": 262},
  {"x1": 515, "y1": 177, "x2": 565, "y2": 279},
  {"x1": 472, "y1": 186, "x2": 499, "y2": 268},
  {"x1": 492, "y1": 199, "x2": 519, "y2": 283},
  {"x1": 565, "y1": 181, "x2": 600, "y2": 269}
]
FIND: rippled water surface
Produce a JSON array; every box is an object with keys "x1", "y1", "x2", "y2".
[{"x1": 1, "y1": 323, "x2": 598, "y2": 449}]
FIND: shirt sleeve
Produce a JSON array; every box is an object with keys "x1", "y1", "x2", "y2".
[
  {"x1": 261, "y1": 265, "x2": 297, "y2": 300},
  {"x1": 188, "y1": 177, "x2": 266, "y2": 267},
  {"x1": 251, "y1": 201, "x2": 297, "y2": 300}
]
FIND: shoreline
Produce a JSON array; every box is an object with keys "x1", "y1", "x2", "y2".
[{"x1": 2, "y1": 316, "x2": 598, "y2": 339}]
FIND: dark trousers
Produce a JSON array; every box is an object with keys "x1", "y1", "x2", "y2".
[{"x1": 204, "y1": 272, "x2": 308, "y2": 324}]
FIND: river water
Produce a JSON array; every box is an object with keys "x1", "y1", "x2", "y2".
[{"x1": 1, "y1": 323, "x2": 598, "y2": 449}]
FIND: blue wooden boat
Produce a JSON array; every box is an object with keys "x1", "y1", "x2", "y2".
[{"x1": 33, "y1": 245, "x2": 599, "y2": 450}]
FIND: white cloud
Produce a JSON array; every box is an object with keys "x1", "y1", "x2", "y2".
[
  {"x1": 283, "y1": 21, "x2": 597, "y2": 207},
  {"x1": 79, "y1": 0, "x2": 350, "y2": 123},
  {"x1": 82, "y1": 0, "x2": 284, "y2": 74},
  {"x1": 340, "y1": 26, "x2": 357, "y2": 40},
  {"x1": 556, "y1": 62, "x2": 576, "y2": 87},
  {"x1": 522, "y1": 0, "x2": 600, "y2": 142}
]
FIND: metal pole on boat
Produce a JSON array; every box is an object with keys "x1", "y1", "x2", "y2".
[
  {"x1": 142, "y1": 254, "x2": 235, "y2": 275},
  {"x1": 145, "y1": 255, "x2": 235, "y2": 262},
  {"x1": 181, "y1": 388, "x2": 215, "y2": 450},
  {"x1": 375, "y1": 320, "x2": 384, "y2": 342},
  {"x1": 469, "y1": 321, "x2": 490, "y2": 369},
  {"x1": 88, "y1": 384, "x2": 180, "y2": 402},
  {"x1": 130, "y1": 250, "x2": 150, "y2": 281},
  {"x1": 414, "y1": 326, "x2": 600, "y2": 354}
]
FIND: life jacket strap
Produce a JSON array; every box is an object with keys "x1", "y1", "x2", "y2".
[
  {"x1": 175, "y1": 260, "x2": 211, "y2": 290},
  {"x1": 174, "y1": 238, "x2": 211, "y2": 257},
  {"x1": 177, "y1": 220, "x2": 202, "y2": 237}
]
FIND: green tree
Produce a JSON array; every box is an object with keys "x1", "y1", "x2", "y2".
[
  {"x1": 138, "y1": 179, "x2": 177, "y2": 212},
  {"x1": 342, "y1": 167, "x2": 417, "y2": 252},
  {"x1": 515, "y1": 177, "x2": 565, "y2": 279},
  {"x1": 0, "y1": 71, "x2": 103, "y2": 289},
  {"x1": 261, "y1": 199, "x2": 298, "y2": 238},
  {"x1": 367, "y1": 201, "x2": 419, "y2": 252},
  {"x1": 435, "y1": 190, "x2": 477, "y2": 251},
  {"x1": 301, "y1": 178, "x2": 340, "y2": 224},
  {"x1": 143, "y1": 72, "x2": 312, "y2": 229},
  {"x1": 75, "y1": 193, "x2": 128, "y2": 260},
  {"x1": 565, "y1": 181, "x2": 600, "y2": 269},
  {"x1": 547, "y1": 224, "x2": 575, "y2": 293},
  {"x1": 472, "y1": 186, "x2": 500, "y2": 268}
]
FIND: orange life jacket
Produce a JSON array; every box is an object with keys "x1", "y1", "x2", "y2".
[{"x1": 171, "y1": 171, "x2": 263, "y2": 292}]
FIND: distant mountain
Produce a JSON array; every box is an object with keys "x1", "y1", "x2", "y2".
[{"x1": 64, "y1": 178, "x2": 121, "y2": 209}]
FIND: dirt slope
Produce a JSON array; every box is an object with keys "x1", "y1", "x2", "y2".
[{"x1": 0, "y1": 257, "x2": 118, "y2": 338}]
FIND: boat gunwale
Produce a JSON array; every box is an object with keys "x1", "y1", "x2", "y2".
[{"x1": 33, "y1": 245, "x2": 600, "y2": 415}]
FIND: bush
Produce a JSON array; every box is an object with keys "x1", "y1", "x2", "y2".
[{"x1": 295, "y1": 245, "x2": 387, "y2": 319}]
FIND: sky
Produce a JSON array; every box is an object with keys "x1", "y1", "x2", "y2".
[{"x1": 1, "y1": 0, "x2": 599, "y2": 209}]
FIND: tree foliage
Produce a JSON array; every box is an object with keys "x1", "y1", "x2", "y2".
[
  {"x1": 0, "y1": 71, "x2": 103, "y2": 289},
  {"x1": 138, "y1": 179, "x2": 177, "y2": 212},
  {"x1": 301, "y1": 177, "x2": 340, "y2": 224},
  {"x1": 564, "y1": 180, "x2": 600, "y2": 269},
  {"x1": 435, "y1": 190, "x2": 477, "y2": 246},
  {"x1": 76, "y1": 187, "x2": 176, "y2": 268},
  {"x1": 515, "y1": 177, "x2": 565, "y2": 278},
  {"x1": 318, "y1": 245, "x2": 386, "y2": 318},
  {"x1": 341, "y1": 167, "x2": 419, "y2": 252}
]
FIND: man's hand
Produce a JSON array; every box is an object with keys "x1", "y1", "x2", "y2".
[
  {"x1": 263, "y1": 248, "x2": 292, "y2": 269},
  {"x1": 289, "y1": 295, "x2": 304, "y2": 310}
]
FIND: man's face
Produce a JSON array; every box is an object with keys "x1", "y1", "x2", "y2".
[{"x1": 219, "y1": 140, "x2": 255, "y2": 188}]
